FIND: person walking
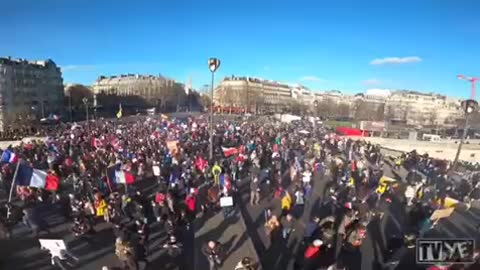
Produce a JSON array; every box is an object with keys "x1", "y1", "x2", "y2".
[
  {"x1": 202, "y1": 240, "x2": 223, "y2": 270},
  {"x1": 115, "y1": 237, "x2": 138, "y2": 270},
  {"x1": 250, "y1": 177, "x2": 260, "y2": 205},
  {"x1": 281, "y1": 213, "x2": 295, "y2": 240}
]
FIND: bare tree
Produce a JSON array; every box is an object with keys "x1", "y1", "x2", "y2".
[
  {"x1": 353, "y1": 100, "x2": 369, "y2": 120},
  {"x1": 200, "y1": 94, "x2": 211, "y2": 110},
  {"x1": 384, "y1": 105, "x2": 395, "y2": 124},
  {"x1": 316, "y1": 99, "x2": 335, "y2": 117},
  {"x1": 65, "y1": 84, "x2": 94, "y2": 110},
  {"x1": 375, "y1": 103, "x2": 385, "y2": 121},
  {"x1": 337, "y1": 103, "x2": 351, "y2": 118},
  {"x1": 429, "y1": 109, "x2": 438, "y2": 126}
]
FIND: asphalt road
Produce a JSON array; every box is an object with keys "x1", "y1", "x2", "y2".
[
  {"x1": 237, "y1": 151, "x2": 480, "y2": 270},
  {"x1": 0, "y1": 178, "x2": 195, "y2": 270}
]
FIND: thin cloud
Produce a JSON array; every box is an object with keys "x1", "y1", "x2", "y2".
[
  {"x1": 370, "y1": 56, "x2": 422, "y2": 65},
  {"x1": 363, "y1": 78, "x2": 382, "y2": 86},
  {"x1": 300, "y1": 76, "x2": 325, "y2": 82}
]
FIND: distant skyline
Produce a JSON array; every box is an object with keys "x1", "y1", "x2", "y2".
[{"x1": 1, "y1": 0, "x2": 479, "y2": 99}]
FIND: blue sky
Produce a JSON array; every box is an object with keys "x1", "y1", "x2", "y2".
[{"x1": 1, "y1": 0, "x2": 479, "y2": 98}]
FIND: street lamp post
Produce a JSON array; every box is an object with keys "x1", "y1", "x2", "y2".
[
  {"x1": 83, "y1": 97, "x2": 89, "y2": 134},
  {"x1": 208, "y1": 58, "x2": 221, "y2": 161},
  {"x1": 452, "y1": 75, "x2": 479, "y2": 171},
  {"x1": 452, "y1": 99, "x2": 478, "y2": 170}
]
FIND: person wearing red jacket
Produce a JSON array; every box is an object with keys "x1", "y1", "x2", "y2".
[
  {"x1": 185, "y1": 190, "x2": 197, "y2": 214},
  {"x1": 303, "y1": 239, "x2": 323, "y2": 270}
]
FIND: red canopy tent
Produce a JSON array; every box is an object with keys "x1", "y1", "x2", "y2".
[{"x1": 336, "y1": 127, "x2": 368, "y2": 136}]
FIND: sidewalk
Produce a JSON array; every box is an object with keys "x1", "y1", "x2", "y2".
[{"x1": 194, "y1": 208, "x2": 261, "y2": 270}]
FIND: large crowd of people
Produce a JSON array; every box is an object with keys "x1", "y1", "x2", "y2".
[{"x1": 0, "y1": 114, "x2": 479, "y2": 270}]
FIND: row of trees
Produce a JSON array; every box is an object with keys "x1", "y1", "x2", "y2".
[{"x1": 309, "y1": 99, "x2": 385, "y2": 121}]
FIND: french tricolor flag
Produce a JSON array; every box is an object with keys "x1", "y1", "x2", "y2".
[
  {"x1": 1, "y1": 150, "x2": 18, "y2": 163},
  {"x1": 15, "y1": 163, "x2": 59, "y2": 190},
  {"x1": 115, "y1": 170, "x2": 135, "y2": 185}
]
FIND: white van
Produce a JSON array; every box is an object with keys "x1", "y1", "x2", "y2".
[
  {"x1": 422, "y1": 133, "x2": 441, "y2": 142},
  {"x1": 146, "y1": 108, "x2": 156, "y2": 116}
]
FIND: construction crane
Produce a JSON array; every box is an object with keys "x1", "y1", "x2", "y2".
[{"x1": 457, "y1": 74, "x2": 479, "y2": 99}]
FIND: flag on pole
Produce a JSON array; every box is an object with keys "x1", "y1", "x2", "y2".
[
  {"x1": 222, "y1": 147, "x2": 239, "y2": 157},
  {"x1": 116, "y1": 103, "x2": 122, "y2": 118},
  {"x1": 115, "y1": 170, "x2": 135, "y2": 185},
  {"x1": 15, "y1": 163, "x2": 52, "y2": 189},
  {"x1": 1, "y1": 150, "x2": 18, "y2": 163}
]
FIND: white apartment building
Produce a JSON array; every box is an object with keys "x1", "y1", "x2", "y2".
[{"x1": 0, "y1": 57, "x2": 64, "y2": 131}]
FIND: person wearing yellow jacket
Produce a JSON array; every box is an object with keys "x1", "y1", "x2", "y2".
[
  {"x1": 281, "y1": 192, "x2": 292, "y2": 215},
  {"x1": 94, "y1": 192, "x2": 108, "y2": 220},
  {"x1": 211, "y1": 162, "x2": 222, "y2": 185}
]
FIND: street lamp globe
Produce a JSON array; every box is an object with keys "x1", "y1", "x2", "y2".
[
  {"x1": 208, "y1": 58, "x2": 221, "y2": 73},
  {"x1": 462, "y1": 99, "x2": 478, "y2": 114}
]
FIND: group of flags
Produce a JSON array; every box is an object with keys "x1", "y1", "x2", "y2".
[
  {"x1": 2, "y1": 149, "x2": 60, "y2": 191},
  {"x1": 91, "y1": 135, "x2": 121, "y2": 151},
  {"x1": 1, "y1": 147, "x2": 136, "y2": 195}
]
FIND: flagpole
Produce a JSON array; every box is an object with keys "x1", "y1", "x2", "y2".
[
  {"x1": 104, "y1": 168, "x2": 113, "y2": 194},
  {"x1": 7, "y1": 160, "x2": 21, "y2": 219}
]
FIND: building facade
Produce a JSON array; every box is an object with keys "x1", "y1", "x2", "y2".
[
  {"x1": 92, "y1": 74, "x2": 186, "y2": 111},
  {"x1": 214, "y1": 76, "x2": 294, "y2": 112},
  {"x1": 385, "y1": 90, "x2": 463, "y2": 126},
  {"x1": 0, "y1": 57, "x2": 64, "y2": 131},
  {"x1": 214, "y1": 75, "x2": 464, "y2": 125}
]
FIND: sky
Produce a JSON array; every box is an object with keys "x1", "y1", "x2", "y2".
[{"x1": 1, "y1": 0, "x2": 479, "y2": 98}]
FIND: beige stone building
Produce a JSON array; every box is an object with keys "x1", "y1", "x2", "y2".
[
  {"x1": 0, "y1": 57, "x2": 64, "y2": 131},
  {"x1": 214, "y1": 76, "x2": 294, "y2": 112},
  {"x1": 92, "y1": 74, "x2": 186, "y2": 110},
  {"x1": 385, "y1": 90, "x2": 463, "y2": 126}
]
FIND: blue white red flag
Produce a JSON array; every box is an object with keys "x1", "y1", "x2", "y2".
[{"x1": 1, "y1": 150, "x2": 18, "y2": 163}]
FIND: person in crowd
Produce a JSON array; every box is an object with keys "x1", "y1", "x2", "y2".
[
  {"x1": 304, "y1": 216, "x2": 320, "y2": 244},
  {"x1": 234, "y1": 257, "x2": 255, "y2": 270},
  {"x1": 162, "y1": 235, "x2": 183, "y2": 257},
  {"x1": 115, "y1": 236, "x2": 138, "y2": 270},
  {"x1": 302, "y1": 239, "x2": 324, "y2": 270},
  {"x1": 265, "y1": 214, "x2": 280, "y2": 240},
  {"x1": 280, "y1": 213, "x2": 295, "y2": 240},
  {"x1": 250, "y1": 177, "x2": 260, "y2": 206},
  {"x1": 202, "y1": 240, "x2": 223, "y2": 270}
]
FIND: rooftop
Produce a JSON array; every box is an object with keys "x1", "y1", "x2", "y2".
[
  {"x1": 222, "y1": 76, "x2": 290, "y2": 88},
  {"x1": 95, "y1": 74, "x2": 175, "y2": 82},
  {"x1": 0, "y1": 56, "x2": 58, "y2": 68}
]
